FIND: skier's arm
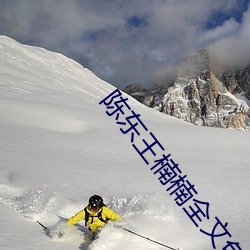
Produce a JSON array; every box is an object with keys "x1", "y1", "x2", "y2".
[
  {"x1": 104, "y1": 207, "x2": 122, "y2": 222},
  {"x1": 67, "y1": 209, "x2": 85, "y2": 225}
]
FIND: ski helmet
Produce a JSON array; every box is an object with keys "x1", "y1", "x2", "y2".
[{"x1": 89, "y1": 195, "x2": 104, "y2": 210}]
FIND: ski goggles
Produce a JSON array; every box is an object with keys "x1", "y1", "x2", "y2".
[{"x1": 89, "y1": 205, "x2": 101, "y2": 212}]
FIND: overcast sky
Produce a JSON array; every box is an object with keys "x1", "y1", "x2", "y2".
[{"x1": 0, "y1": 0, "x2": 249, "y2": 88}]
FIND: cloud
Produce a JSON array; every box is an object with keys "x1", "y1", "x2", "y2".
[
  {"x1": 200, "y1": 18, "x2": 240, "y2": 45},
  {"x1": 208, "y1": 3, "x2": 250, "y2": 69},
  {"x1": 0, "y1": 0, "x2": 249, "y2": 88}
]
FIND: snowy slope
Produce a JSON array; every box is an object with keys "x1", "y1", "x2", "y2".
[{"x1": 0, "y1": 36, "x2": 249, "y2": 250}]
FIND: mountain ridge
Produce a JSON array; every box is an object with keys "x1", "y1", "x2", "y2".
[{"x1": 123, "y1": 49, "x2": 250, "y2": 130}]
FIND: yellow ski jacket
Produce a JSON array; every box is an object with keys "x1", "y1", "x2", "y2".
[{"x1": 67, "y1": 206, "x2": 121, "y2": 233}]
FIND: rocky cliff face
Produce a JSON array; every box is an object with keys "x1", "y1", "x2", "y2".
[
  {"x1": 123, "y1": 49, "x2": 250, "y2": 130},
  {"x1": 217, "y1": 66, "x2": 250, "y2": 100}
]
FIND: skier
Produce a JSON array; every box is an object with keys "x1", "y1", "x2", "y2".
[{"x1": 66, "y1": 194, "x2": 121, "y2": 239}]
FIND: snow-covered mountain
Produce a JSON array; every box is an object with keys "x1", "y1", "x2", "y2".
[
  {"x1": 0, "y1": 36, "x2": 249, "y2": 250},
  {"x1": 124, "y1": 49, "x2": 250, "y2": 130}
]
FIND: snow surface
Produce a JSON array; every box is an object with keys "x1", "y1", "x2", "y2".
[{"x1": 0, "y1": 35, "x2": 249, "y2": 250}]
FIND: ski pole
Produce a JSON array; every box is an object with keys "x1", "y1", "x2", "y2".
[
  {"x1": 122, "y1": 227, "x2": 179, "y2": 250},
  {"x1": 37, "y1": 220, "x2": 48, "y2": 231}
]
